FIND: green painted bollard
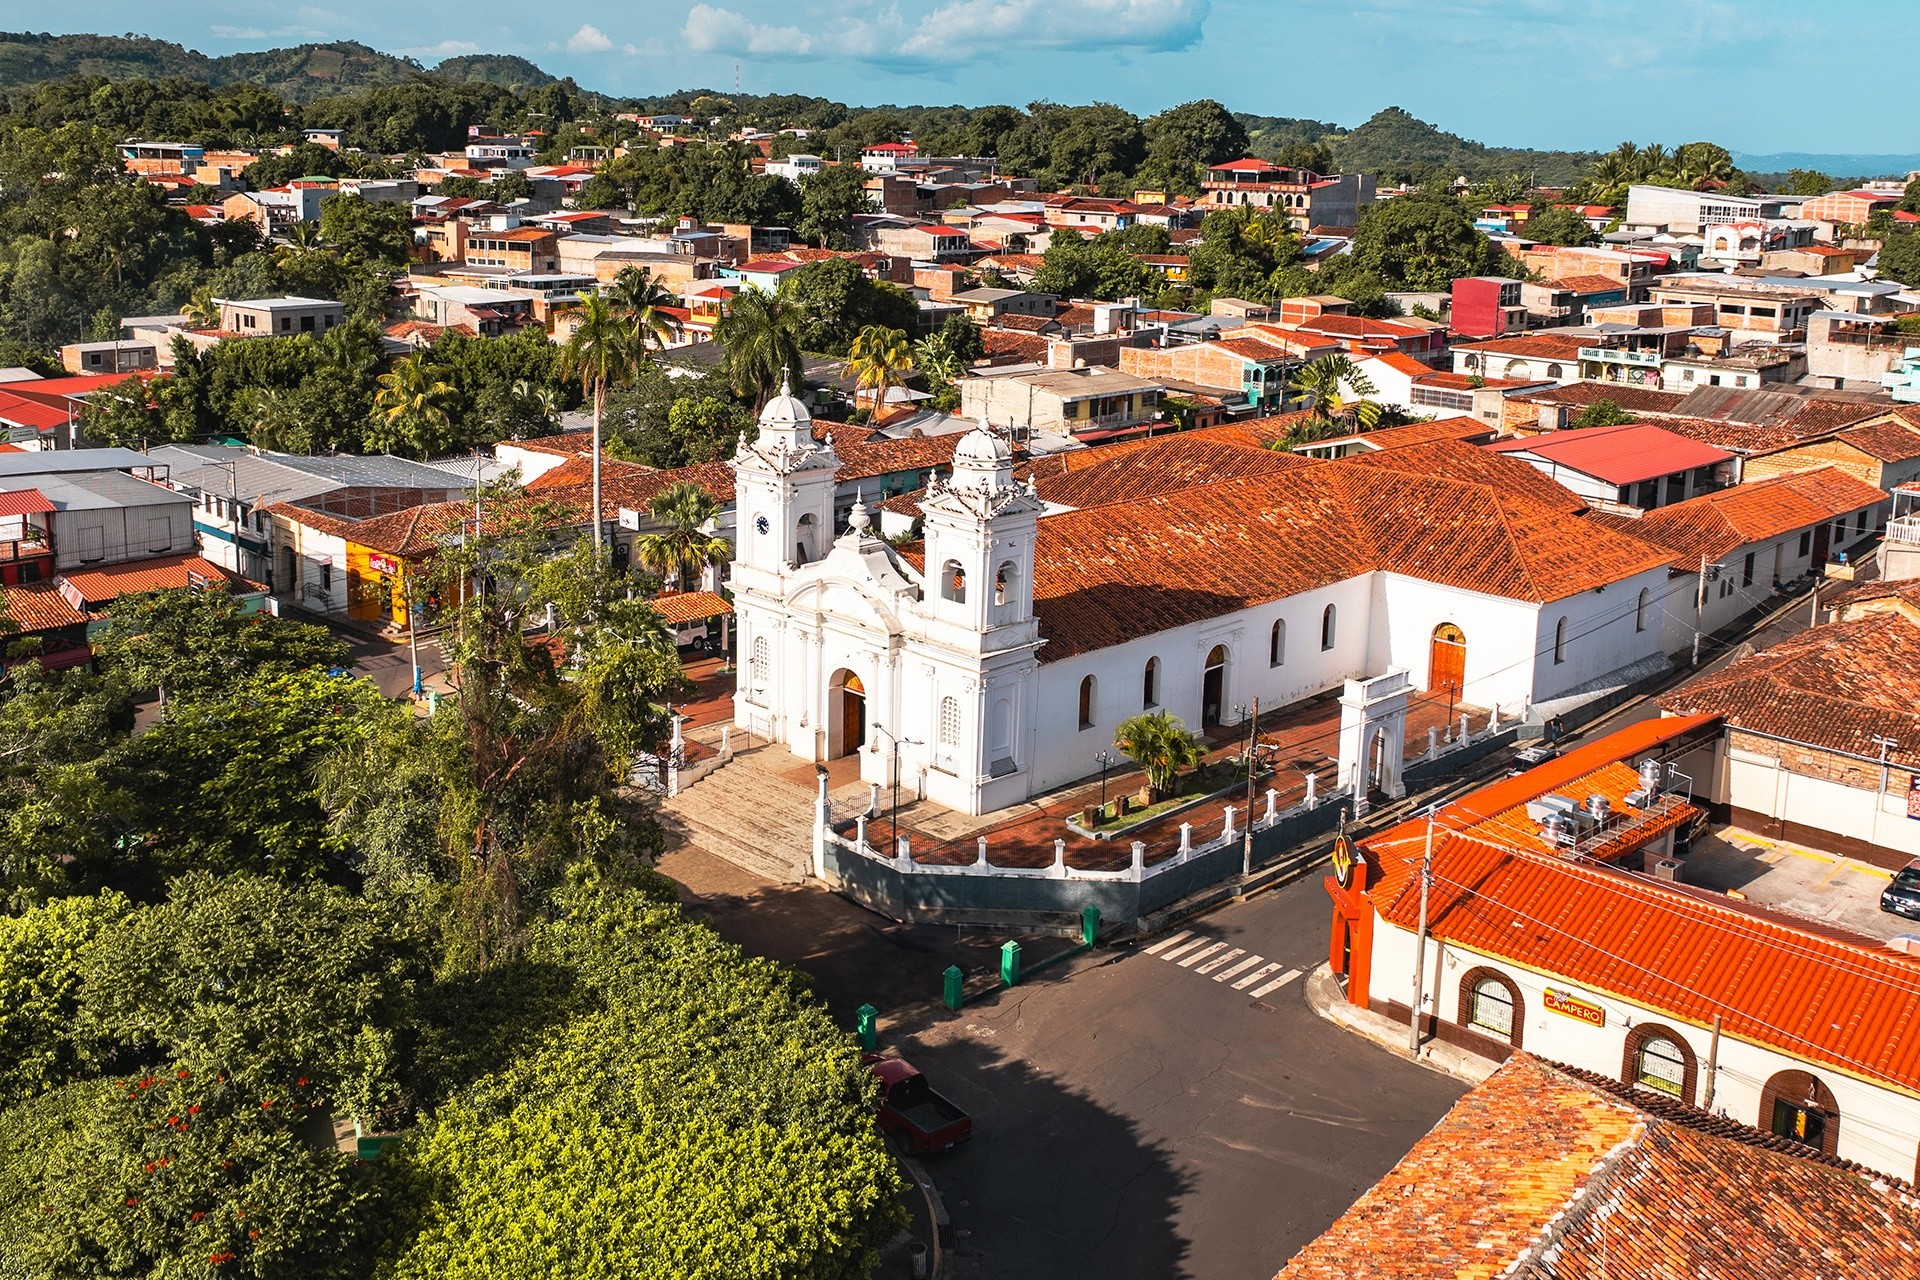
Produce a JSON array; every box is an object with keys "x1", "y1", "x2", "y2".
[
  {"x1": 943, "y1": 965, "x2": 964, "y2": 1012},
  {"x1": 1000, "y1": 939, "x2": 1022, "y2": 987},
  {"x1": 1081, "y1": 905, "x2": 1101, "y2": 947},
  {"x1": 856, "y1": 1003, "x2": 878, "y2": 1051}
]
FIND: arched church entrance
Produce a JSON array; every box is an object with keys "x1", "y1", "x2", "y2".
[
  {"x1": 1202, "y1": 644, "x2": 1229, "y2": 728},
  {"x1": 828, "y1": 670, "x2": 866, "y2": 759},
  {"x1": 1428, "y1": 623, "x2": 1466, "y2": 696}
]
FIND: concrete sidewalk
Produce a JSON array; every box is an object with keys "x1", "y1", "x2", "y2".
[{"x1": 1303, "y1": 963, "x2": 1498, "y2": 1087}]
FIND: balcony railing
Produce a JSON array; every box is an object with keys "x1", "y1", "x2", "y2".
[
  {"x1": 1579, "y1": 346, "x2": 1662, "y2": 367},
  {"x1": 1887, "y1": 515, "x2": 1920, "y2": 547}
]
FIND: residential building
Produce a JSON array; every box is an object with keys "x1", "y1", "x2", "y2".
[
  {"x1": 1200, "y1": 159, "x2": 1375, "y2": 231},
  {"x1": 951, "y1": 288, "x2": 1058, "y2": 323},
  {"x1": 0, "y1": 464, "x2": 193, "y2": 570},
  {"x1": 459, "y1": 222, "x2": 561, "y2": 274},
  {"x1": 58, "y1": 340, "x2": 158, "y2": 377},
  {"x1": 1118, "y1": 333, "x2": 1336, "y2": 415},
  {"x1": 0, "y1": 486, "x2": 55, "y2": 586},
  {"x1": 1449, "y1": 277, "x2": 1525, "y2": 339},
  {"x1": 1278, "y1": 1054, "x2": 1920, "y2": 1279},
  {"x1": 219, "y1": 296, "x2": 345, "y2": 338},
  {"x1": 732, "y1": 393, "x2": 1673, "y2": 816},
  {"x1": 117, "y1": 141, "x2": 205, "y2": 175},
  {"x1": 1645, "y1": 277, "x2": 1824, "y2": 341},
  {"x1": 1452, "y1": 332, "x2": 1588, "y2": 384},
  {"x1": 1514, "y1": 244, "x2": 1666, "y2": 293},
  {"x1": 1520, "y1": 274, "x2": 1631, "y2": 325},
  {"x1": 1327, "y1": 713, "x2": 1920, "y2": 1182},
  {"x1": 869, "y1": 224, "x2": 973, "y2": 262},
  {"x1": 1797, "y1": 188, "x2": 1898, "y2": 237},
  {"x1": 1623, "y1": 185, "x2": 1790, "y2": 235},
  {"x1": 1808, "y1": 312, "x2": 1918, "y2": 390},
  {"x1": 765, "y1": 154, "x2": 825, "y2": 182},
  {"x1": 221, "y1": 185, "x2": 329, "y2": 230},
  {"x1": 959, "y1": 366, "x2": 1166, "y2": 441},
  {"x1": 1588, "y1": 466, "x2": 1887, "y2": 655},
  {"x1": 1486, "y1": 424, "x2": 1734, "y2": 511},
  {"x1": 1740, "y1": 413, "x2": 1920, "y2": 495}
]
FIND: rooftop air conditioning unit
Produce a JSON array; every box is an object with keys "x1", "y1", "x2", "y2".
[
  {"x1": 1652, "y1": 858, "x2": 1683, "y2": 883},
  {"x1": 1585, "y1": 794, "x2": 1613, "y2": 823},
  {"x1": 1525, "y1": 793, "x2": 1581, "y2": 824},
  {"x1": 1624, "y1": 789, "x2": 1655, "y2": 810},
  {"x1": 1638, "y1": 758, "x2": 1664, "y2": 796}
]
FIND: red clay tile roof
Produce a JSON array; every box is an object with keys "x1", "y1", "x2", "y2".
[
  {"x1": 1639, "y1": 415, "x2": 1808, "y2": 455},
  {"x1": 1663, "y1": 612, "x2": 1920, "y2": 767},
  {"x1": 1516, "y1": 383, "x2": 1687, "y2": 414},
  {"x1": 1414, "y1": 370, "x2": 1541, "y2": 391},
  {"x1": 1452, "y1": 333, "x2": 1590, "y2": 360},
  {"x1": 1026, "y1": 434, "x2": 1304, "y2": 510},
  {"x1": 56, "y1": 554, "x2": 260, "y2": 609},
  {"x1": 1360, "y1": 715, "x2": 1920, "y2": 1095},
  {"x1": 988, "y1": 313, "x2": 1059, "y2": 333},
  {"x1": 1487, "y1": 423, "x2": 1733, "y2": 485},
  {"x1": 530, "y1": 457, "x2": 736, "y2": 519},
  {"x1": 1588, "y1": 466, "x2": 1885, "y2": 564},
  {"x1": 1835, "y1": 417, "x2": 1920, "y2": 464},
  {"x1": 0, "y1": 487, "x2": 56, "y2": 517},
  {"x1": 1312, "y1": 416, "x2": 1495, "y2": 452},
  {"x1": 1278, "y1": 1054, "x2": 1920, "y2": 1280},
  {"x1": 650, "y1": 590, "x2": 732, "y2": 625},
  {"x1": 2, "y1": 583, "x2": 87, "y2": 631},
  {"x1": 1545, "y1": 272, "x2": 1629, "y2": 294},
  {"x1": 982, "y1": 331, "x2": 1048, "y2": 363},
  {"x1": 1026, "y1": 440, "x2": 1672, "y2": 660}
]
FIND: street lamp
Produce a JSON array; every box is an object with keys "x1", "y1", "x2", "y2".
[
  {"x1": 871, "y1": 724, "x2": 922, "y2": 856},
  {"x1": 1094, "y1": 749, "x2": 1115, "y2": 813}
]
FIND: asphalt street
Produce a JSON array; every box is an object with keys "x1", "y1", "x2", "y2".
[{"x1": 666, "y1": 849, "x2": 1465, "y2": 1280}]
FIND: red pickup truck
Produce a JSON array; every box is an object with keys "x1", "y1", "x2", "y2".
[{"x1": 865, "y1": 1054, "x2": 973, "y2": 1155}]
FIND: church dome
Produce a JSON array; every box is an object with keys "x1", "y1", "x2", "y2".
[
  {"x1": 952, "y1": 423, "x2": 1012, "y2": 471},
  {"x1": 758, "y1": 374, "x2": 812, "y2": 433}
]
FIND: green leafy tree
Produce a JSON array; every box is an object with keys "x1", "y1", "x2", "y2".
[
  {"x1": 376, "y1": 881, "x2": 904, "y2": 1279},
  {"x1": 1898, "y1": 175, "x2": 1920, "y2": 215},
  {"x1": 1522, "y1": 205, "x2": 1597, "y2": 247},
  {"x1": 714, "y1": 287, "x2": 806, "y2": 407},
  {"x1": 92, "y1": 588, "x2": 348, "y2": 714},
  {"x1": 633, "y1": 483, "x2": 732, "y2": 593},
  {"x1": 1786, "y1": 169, "x2": 1835, "y2": 197},
  {"x1": 796, "y1": 163, "x2": 872, "y2": 249},
  {"x1": 370, "y1": 354, "x2": 459, "y2": 458},
  {"x1": 0, "y1": 892, "x2": 130, "y2": 1108},
  {"x1": 1348, "y1": 196, "x2": 1506, "y2": 290},
  {"x1": 777, "y1": 257, "x2": 919, "y2": 354},
  {"x1": 562, "y1": 294, "x2": 647, "y2": 555},
  {"x1": 0, "y1": 664, "x2": 136, "y2": 902},
  {"x1": 1113, "y1": 711, "x2": 1206, "y2": 801},
  {"x1": 1877, "y1": 232, "x2": 1920, "y2": 287},
  {"x1": 657, "y1": 393, "x2": 750, "y2": 466},
  {"x1": 319, "y1": 193, "x2": 413, "y2": 268},
  {"x1": 1569, "y1": 398, "x2": 1635, "y2": 428}
]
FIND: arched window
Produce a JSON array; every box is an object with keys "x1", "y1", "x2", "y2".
[
  {"x1": 1635, "y1": 587, "x2": 1650, "y2": 633},
  {"x1": 1463, "y1": 353, "x2": 1481, "y2": 373},
  {"x1": 1269, "y1": 619, "x2": 1286, "y2": 667},
  {"x1": 794, "y1": 513, "x2": 818, "y2": 564},
  {"x1": 1457, "y1": 967, "x2": 1523, "y2": 1049},
  {"x1": 994, "y1": 560, "x2": 1015, "y2": 607},
  {"x1": 1759, "y1": 1070, "x2": 1840, "y2": 1157},
  {"x1": 1545, "y1": 363, "x2": 1563, "y2": 379},
  {"x1": 1623, "y1": 1025, "x2": 1695, "y2": 1102},
  {"x1": 938, "y1": 696, "x2": 961, "y2": 748},
  {"x1": 1320, "y1": 604, "x2": 1337, "y2": 651},
  {"x1": 941, "y1": 559, "x2": 967, "y2": 604},
  {"x1": 1553, "y1": 616, "x2": 1569, "y2": 664},
  {"x1": 1078, "y1": 675, "x2": 1096, "y2": 730},
  {"x1": 750, "y1": 636, "x2": 770, "y2": 687},
  {"x1": 1142, "y1": 657, "x2": 1160, "y2": 708}
]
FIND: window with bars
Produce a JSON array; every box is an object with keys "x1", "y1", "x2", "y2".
[
  {"x1": 1635, "y1": 1037, "x2": 1687, "y2": 1097},
  {"x1": 938, "y1": 696, "x2": 961, "y2": 748},
  {"x1": 1469, "y1": 978, "x2": 1515, "y2": 1040}
]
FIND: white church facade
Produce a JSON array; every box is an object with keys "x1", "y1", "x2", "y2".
[{"x1": 729, "y1": 390, "x2": 1677, "y2": 817}]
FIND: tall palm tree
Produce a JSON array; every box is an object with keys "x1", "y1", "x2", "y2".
[
  {"x1": 1113, "y1": 711, "x2": 1206, "y2": 802},
  {"x1": 1286, "y1": 353, "x2": 1382, "y2": 435},
  {"x1": 713, "y1": 287, "x2": 805, "y2": 408},
  {"x1": 371, "y1": 354, "x2": 457, "y2": 458},
  {"x1": 273, "y1": 219, "x2": 327, "y2": 270},
  {"x1": 843, "y1": 324, "x2": 912, "y2": 419},
  {"x1": 562, "y1": 294, "x2": 646, "y2": 557},
  {"x1": 605, "y1": 266, "x2": 680, "y2": 352},
  {"x1": 633, "y1": 482, "x2": 733, "y2": 593}
]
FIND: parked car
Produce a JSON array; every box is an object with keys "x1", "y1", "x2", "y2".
[
  {"x1": 1882, "y1": 861, "x2": 1920, "y2": 920},
  {"x1": 864, "y1": 1054, "x2": 972, "y2": 1154}
]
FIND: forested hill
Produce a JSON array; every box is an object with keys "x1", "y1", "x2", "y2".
[
  {"x1": 1240, "y1": 106, "x2": 1600, "y2": 187},
  {"x1": 0, "y1": 32, "x2": 512, "y2": 101}
]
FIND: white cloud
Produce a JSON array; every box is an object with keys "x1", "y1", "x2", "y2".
[
  {"x1": 901, "y1": 0, "x2": 1209, "y2": 56},
  {"x1": 210, "y1": 25, "x2": 269, "y2": 40},
  {"x1": 566, "y1": 23, "x2": 618, "y2": 54},
  {"x1": 681, "y1": 0, "x2": 1207, "y2": 64},
  {"x1": 682, "y1": 4, "x2": 816, "y2": 56},
  {"x1": 409, "y1": 39, "x2": 483, "y2": 59}
]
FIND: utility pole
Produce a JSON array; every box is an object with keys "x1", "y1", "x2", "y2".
[
  {"x1": 1871, "y1": 735, "x2": 1899, "y2": 849},
  {"x1": 1692, "y1": 555, "x2": 1710, "y2": 665},
  {"x1": 1408, "y1": 807, "x2": 1436, "y2": 1054},
  {"x1": 1242, "y1": 698, "x2": 1259, "y2": 877},
  {"x1": 1702, "y1": 1013, "x2": 1723, "y2": 1111}
]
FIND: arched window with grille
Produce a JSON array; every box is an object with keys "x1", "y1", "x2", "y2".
[
  {"x1": 1142, "y1": 657, "x2": 1160, "y2": 708},
  {"x1": 1320, "y1": 604, "x2": 1336, "y2": 651},
  {"x1": 750, "y1": 636, "x2": 770, "y2": 687},
  {"x1": 938, "y1": 696, "x2": 961, "y2": 748},
  {"x1": 1270, "y1": 619, "x2": 1285, "y2": 667},
  {"x1": 1457, "y1": 967, "x2": 1523, "y2": 1049}
]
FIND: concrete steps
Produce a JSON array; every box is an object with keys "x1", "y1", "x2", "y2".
[{"x1": 657, "y1": 751, "x2": 819, "y2": 884}]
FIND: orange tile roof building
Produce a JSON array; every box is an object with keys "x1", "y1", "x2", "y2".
[
  {"x1": 1277, "y1": 1054, "x2": 1920, "y2": 1280},
  {"x1": 729, "y1": 381, "x2": 1678, "y2": 816},
  {"x1": 1327, "y1": 716, "x2": 1920, "y2": 1182}
]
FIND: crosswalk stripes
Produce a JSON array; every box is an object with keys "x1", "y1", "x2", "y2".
[{"x1": 1140, "y1": 932, "x2": 1307, "y2": 1002}]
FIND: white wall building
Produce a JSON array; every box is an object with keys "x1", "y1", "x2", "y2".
[{"x1": 731, "y1": 394, "x2": 1676, "y2": 816}]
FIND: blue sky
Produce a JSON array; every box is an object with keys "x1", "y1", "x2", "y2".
[{"x1": 64, "y1": 1, "x2": 1920, "y2": 155}]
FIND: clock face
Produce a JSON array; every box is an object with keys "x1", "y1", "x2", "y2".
[{"x1": 755, "y1": 515, "x2": 770, "y2": 535}]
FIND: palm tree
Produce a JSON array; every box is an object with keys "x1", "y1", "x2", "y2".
[
  {"x1": 239, "y1": 385, "x2": 304, "y2": 452},
  {"x1": 843, "y1": 324, "x2": 912, "y2": 419},
  {"x1": 371, "y1": 354, "x2": 457, "y2": 458},
  {"x1": 511, "y1": 378, "x2": 565, "y2": 430},
  {"x1": 1286, "y1": 354, "x2": 1383, "y2": 437},
  {"x1": 713, "y1": 287, "x2": 805, "y2": 408},
  {"x1": 182, "y1": 287, "x2": 220, "y2": 330},
  {"x1": 562, "y1": 294, "x2": 647, "y2": 557},
  {"x1": 273, "y1": 220, "x2": 327, "y2": 270},
  {"x1": 1113, "y1": 711, "x2": 1207, "y2": 802},
  {"x1": 633, "y1": 482, "x2": 733, "y2": 593},
  {"x1": 605, "y1": 267, "x2": 680, "y2": 352}
]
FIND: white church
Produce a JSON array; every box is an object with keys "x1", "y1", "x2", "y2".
[{"x1": 729, "y1": 387, "x2": 1678, "y2": 817}]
